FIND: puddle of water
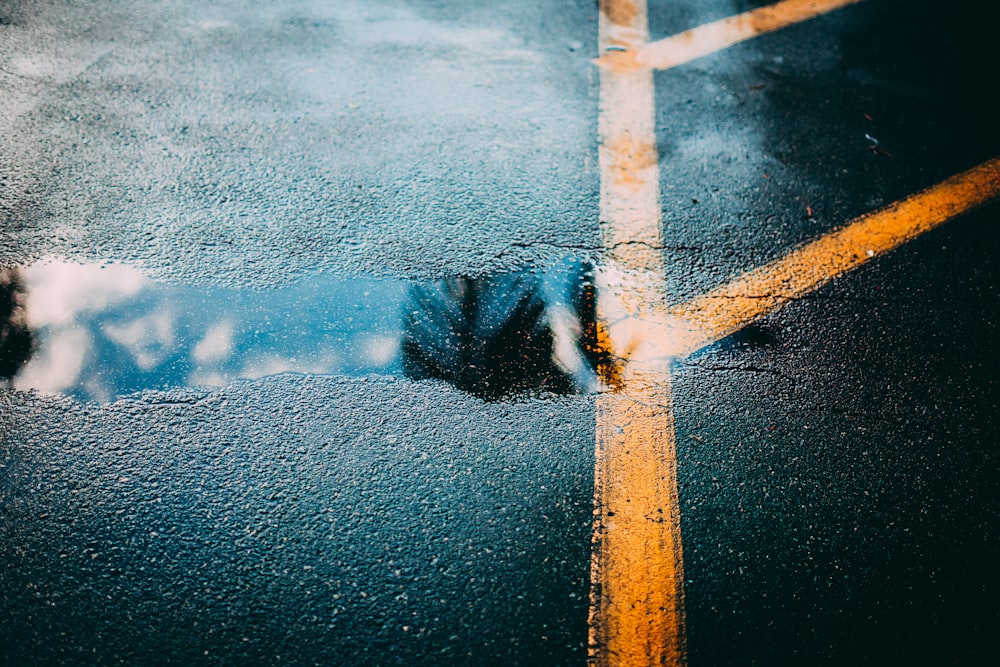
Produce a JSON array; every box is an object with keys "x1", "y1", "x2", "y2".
[{"x1": 0, "y1": 260, "x2": 617, "y2": 402}]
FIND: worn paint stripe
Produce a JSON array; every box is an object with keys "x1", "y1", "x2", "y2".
[
  {"x1": 597, "y1": 0, "x2": 865, "y2": 72},
  {"x1": 590, "y1": 1, "x2": 687, "y2": 665},
  {"x1": 667, "y1": 157, "x2": 1000, "y2": 356},
  {"x1": 591, "y1": 367, "x2": 686, "y2": 666}
]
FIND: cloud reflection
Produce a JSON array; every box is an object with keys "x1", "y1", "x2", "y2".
[
  {"x1": 13, "y1": 326, "x2": 87, "y2": 394},
  {"x1": 22, "y1": 261, "x2": 148, "y2": 328},
  {"x1": 192, "y1": 320, "x2": 234, "y2": 364},
  {"x1": 3, "y1": 258, "x2": 631, "y2": 402}
]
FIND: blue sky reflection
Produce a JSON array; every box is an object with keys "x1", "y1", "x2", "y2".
[
  {"x1": 12, "y1": 260, "x2": 408, "y2": 402},
  {"x1": 4, "y1": 259, "x2": 611, "y2": 402}
]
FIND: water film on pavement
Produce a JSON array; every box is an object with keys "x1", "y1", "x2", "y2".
[{"x1": 0, "y1": 259, "x2": 620, "y2": 403}]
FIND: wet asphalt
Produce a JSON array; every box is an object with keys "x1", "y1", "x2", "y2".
[{"x1": 2, "y1": 1, "x2": 999, "y2": 665}]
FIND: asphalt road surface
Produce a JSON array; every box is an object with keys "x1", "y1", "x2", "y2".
[{"x1": 2, "y1": 1, "x2": 998, "y2": 665}]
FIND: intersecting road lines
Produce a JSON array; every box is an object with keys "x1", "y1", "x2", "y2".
[
  {"x1": 597, "y1": 0, "x2": 866, "y2": 72},
  {"x1": 587, "y1": 0, "x2": 1000, "y2": 666}
]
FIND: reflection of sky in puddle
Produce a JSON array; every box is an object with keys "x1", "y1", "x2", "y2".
[
  {"x1": 2, "y1": 259, "x2": 613, "y2": 402},
  {"x1": 9, "y1": 261, "x2": 409, "y2": 402}
]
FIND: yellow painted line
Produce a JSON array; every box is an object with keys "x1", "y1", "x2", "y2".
[
  {"x1": 590, "y1": 1, "x2": 687, "y2": 665},
  {"x1": 667, "y1": 156, "x2": 1000, "y2": 357},
  {"x1": 586, "y1": 154, "x2": 1000, "y2": 664},
  {"x1": 587, "y1": 3, "x2": 1000, "y2": 665},
  {"x1": 591, "y1": 367, "x2": 686, "y2": 667},
  {"x1": 597, "y1": 0, "x2": 866, "y2": 72}
]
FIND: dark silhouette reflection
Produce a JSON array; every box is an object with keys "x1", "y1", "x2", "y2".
[
  {"x1": 402, "y1": 262, "x2": 620, "y2": 400},
  {"x1": 0, "y1": 269, "x2": 35, "y2": 383}
]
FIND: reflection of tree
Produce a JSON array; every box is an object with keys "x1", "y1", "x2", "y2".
[
  {"x1": 0, "y1": 269, "x2": 35, "y2": 382},
  {"x1": 402, "y1": 263, "x2": 620, "y2": 400}
]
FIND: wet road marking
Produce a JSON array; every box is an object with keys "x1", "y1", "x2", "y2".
[
  {"x1": 589, "y1": 156, "x2": 1000, "y2": 366},
  {"x1": 589, "y1": 0, "x2": 998, "y2": 665},
  {"x1": 667, "y1": 157, "x2": 1000, "y2": 355},
  {"x1": 597, "y1": 0, "x2": 865, "y2": 72},
  {"x1": 590, "y1": 1, "x2": 686, "y2": 665},
  {"x1": 591, "y1": 370, "x2": 685, "y2": 667},
  {"x1": 589, "y1": 167, "x2": 1000, "y2": 667}
]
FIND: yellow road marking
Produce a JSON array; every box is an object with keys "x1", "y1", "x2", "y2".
[
  {"x1": 588, "y1": 0, "x2": 998, "y2": 663},
  {"x1": 668, "y1": 157, "x2": 1000, "y2": 356},
  {"x1": 588, "y1": 155, "x2": 1000, "y2": 666},
  {"x1": 597, "y1": 0, "x2": 866, "y2": 72},
  {"x1": 591, "y1": 368, "x2": 686, "y2": 667},
  {"x1": 590, "y1": 1, "x2": 687, "y2": 665}
]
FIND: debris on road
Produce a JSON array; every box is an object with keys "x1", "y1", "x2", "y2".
[{"x1": 865, "y1": 132, "x2": 892, "y2": 157}]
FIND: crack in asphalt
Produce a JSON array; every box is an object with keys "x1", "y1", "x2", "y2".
[{"x1": 679, "y1": 360, "x2": 792, "y2": 379}]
